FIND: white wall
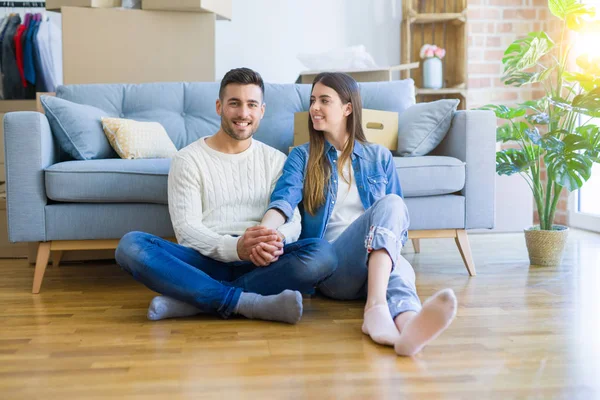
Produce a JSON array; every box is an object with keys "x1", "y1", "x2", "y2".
[{"x1": 215, "y1": 0, "x2": 402, "y2": 83}]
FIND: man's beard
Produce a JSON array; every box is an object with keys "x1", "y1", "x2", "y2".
[{"x1": 221, "y1": 117, "x2": 255, "y2": 141}]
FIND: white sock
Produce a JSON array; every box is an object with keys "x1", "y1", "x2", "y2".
[
  {"x1": 394, "y1": 288, "x2": 457, "y2": 356},
  {"x1": 362, "y1": 304, "x2": 401, "y2": 346}
]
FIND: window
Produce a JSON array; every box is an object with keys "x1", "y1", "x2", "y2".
[{"x1": 569, "y1": 0, "x2": 600, "y2": 232}]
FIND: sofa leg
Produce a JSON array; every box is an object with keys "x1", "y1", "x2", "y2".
[
  {"x1": 411, "y1": 239, "x2": 421, "y2": 253},
  {"x1": 32, "y1": 242, "x2": 52, "y2": 294},
  {"x1": 52, "y1": 251, "x2": 64, "y2": 268},
  {"x1": 455, "y1": 230, "x2": 476, "y2": 276}
]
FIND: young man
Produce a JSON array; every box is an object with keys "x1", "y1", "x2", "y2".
[{"x1": 115, "y1": 68, "x2": 337, "y2": 324}]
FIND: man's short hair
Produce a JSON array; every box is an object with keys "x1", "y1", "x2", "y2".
[{"x1": 219, "y1": 68, "x2": 265, "y2": 100}]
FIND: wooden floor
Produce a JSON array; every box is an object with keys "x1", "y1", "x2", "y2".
[{"x1": 1, "y1": 229, "x2": 599, "y2": 399}]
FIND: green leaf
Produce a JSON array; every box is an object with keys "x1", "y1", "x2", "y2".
[
  {"x1": 564, "y1": 72, "x2": 600, "y2": 92},
  {"x1": 496, "y1": 122, "x2": 530, "y2": 142},
  {"x1": 496, "y1": 149, "x2": 533, "y2": 176},
  {"x1": 549, "y1": 0, "x2": 594, "y2": 20},
  {"x1": 477, "y1": 104, "x2": 526, "y2": 120},
  {"x1": 527, "y1": 112, "x2": 551, "y2": 125},
  {"x1": 563, "y1": 133, "x2": 591, "y2": 151},
  {"x1": 544, "y1": 133, "x2": 594, "y2": 191},
  {"x1": 550, "y1": 95, "x2": 600, "y2": 117},
  {"x1": 576, "y1": 54, "x2": 600, "y2": 76},
  {"x1": 497, "y1": 124, "x2": 515, "y2": 142},
  {"x1": 520, "y1": 100, "x2": 544, "y2": 113},
  {"x1": 504, "y1": 66, "x2": 556, "y2": 87},
  {"x1": 502, "y1": 32, "x2": 554, "y2": 77},
  {"x1": 576, "y1": 124, "x2": 600, "y2": 150},
  {"x1": 573, "y1": 87, "x2": 600, "y2": 113},
  {"x1": 541, "y1": 135, "x2": 566, "y2": 152},
  {"x1": 525, "y1": 127, "x2": 542, "y2": 144}
]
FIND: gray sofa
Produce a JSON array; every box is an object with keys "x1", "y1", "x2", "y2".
[{"x1": 3, "y1": 79, "x2": 496, "y2": 293}]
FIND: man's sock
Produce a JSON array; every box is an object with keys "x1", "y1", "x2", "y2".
[
  {"x1": 235, "y1": 290, "x2": 303, "y2": 324},
  {"x1": 362, "y1": 304, "x2": 401, "y2": 346},
  {"x1": 394, "y1": 288, "x2": 457, "y2": 356},
  {"x1": 147, "y1": 296, "x2": 202, "y2": 321}
]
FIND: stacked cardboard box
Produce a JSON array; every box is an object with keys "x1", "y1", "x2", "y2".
[{"x1": 49, "y1": 0, "x2": 231, "y2": 84}]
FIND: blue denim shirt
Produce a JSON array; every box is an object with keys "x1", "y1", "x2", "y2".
[{"x1": 268, "y1": 140, "x2": 408, "y2": 244}]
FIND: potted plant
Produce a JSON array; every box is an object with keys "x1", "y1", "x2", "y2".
[
  {"x1": 478, "y1": 0, "x2": 600, "y2": 266},
  {"x1": 420, "y1": 44, "x2": 446, "y2": 89}
]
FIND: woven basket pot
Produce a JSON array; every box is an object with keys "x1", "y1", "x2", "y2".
[{"x1": 524, "y1": 225, "x2": 569, "y2": 266}]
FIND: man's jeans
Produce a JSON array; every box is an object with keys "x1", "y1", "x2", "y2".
[
  {"x1": 115, "y1": 233, "x2": 337, "y2": 318},
  {"x1": 318, "y1": 194, "x2": 423, "y2": 318}
]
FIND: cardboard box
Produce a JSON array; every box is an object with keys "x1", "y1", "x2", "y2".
[
  {"x1": 142, "y1": 0, "x2": 232, "y2": 20},
  {"x1": 61, "y1": 7, "x2": 216, "y2": 84},
  {"x1": 298, "y1": 62, "x2": 419, "y2": 84},
  {"x1": 46, "y1": 0, "x2": 121, "y2": 10},
  {"x1": 293, "y1": 109, "x2": 398, "y2": 151}
]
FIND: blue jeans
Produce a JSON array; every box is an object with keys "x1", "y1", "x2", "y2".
[
  {"x1": 317, "y1": 194, "x2": 422, "y2": 318},
  {"x1": 115, "y1": 232, "x2": 337, "y2": 318}
]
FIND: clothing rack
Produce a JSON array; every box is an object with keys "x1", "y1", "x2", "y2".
[{"x1": 0, "y1": 2, "x2": 46, "y2": 7}]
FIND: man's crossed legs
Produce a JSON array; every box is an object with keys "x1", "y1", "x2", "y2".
[{"x1": 115, "y1": 231, "x2": 337, "y2": 324}]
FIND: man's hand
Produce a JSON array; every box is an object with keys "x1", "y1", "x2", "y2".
[
  {"x1": 237, "y1": 226, "x2": 282, "y2": 263},
  {"x1": 249, "y1": 239, "x2": 284, "y2": 267},
  {"x1": 250, "y1": 230, "x2": 285, "y2": 266}
]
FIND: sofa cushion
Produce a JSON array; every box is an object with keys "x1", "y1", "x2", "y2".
[
  {"x1": 55, "y1": 79, "x2": 416, "y2": 157},
  {"x1": 45, "y1": 155, "x2": 464, "y2": 204},
  {"x1": 395, "y1": 99, "x2": 459, "y2": 157},
  {"x1": 40, "y1": 95, "x2": 118, "y2": 160},
  {"x1": 395, "y1": 156, "x2": 465, "y2": 198},
  {"x1": 45, "y1": 159, "x2": 170, "y2": 204}
]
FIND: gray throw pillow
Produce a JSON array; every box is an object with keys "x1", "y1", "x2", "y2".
[
  {"x1": 396, "y1": 99, "x2": 459, "y2": 157},
  {"x1": 41, "y1": 95, "x2": 118, "y2": 160}
]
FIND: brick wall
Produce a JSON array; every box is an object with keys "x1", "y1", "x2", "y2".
[{"x1": 467, "y1": 0, "x2": 569, "y2": 226}]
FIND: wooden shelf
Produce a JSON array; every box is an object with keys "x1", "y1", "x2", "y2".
[
  {"x1": 401, "y1": 0, "x2": 468, "y2": 109},
  {"x1": 407, "y1": 12, "x2": 466, "y2": 24},
  {"x1": 416, "y1": 87, "x2": 466, "y2": 96}
]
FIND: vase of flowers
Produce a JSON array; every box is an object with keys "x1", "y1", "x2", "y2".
[{"x1": 420, "y1": 44, "x2": 446, "y2": 89}]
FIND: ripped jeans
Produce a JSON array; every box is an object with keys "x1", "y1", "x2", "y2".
[{"x1": 317, "y1": 194, "x2": 422, "y2": 318}]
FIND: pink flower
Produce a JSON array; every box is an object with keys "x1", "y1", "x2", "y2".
[
  {"x1": 419, "y1": 44, "x2": 433, "y2": 59},
  {"x1": 434, "y1": 48, "x2": 446, "y2": 59},
  {"x1": 420, "y1": 44, "x2": 446, "y2": 59}
]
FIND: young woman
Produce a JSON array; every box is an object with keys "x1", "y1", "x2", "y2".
[{"x1": 257, "y1": 72, "x2": 457, "y2": 356}]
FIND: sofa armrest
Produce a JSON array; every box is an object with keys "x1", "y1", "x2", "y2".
[
  {"x1": 4, "y1": 112, "x2": 58, "y2": 242},
  {"x1": 431, "y1": 110, "x2": 496, "y2": 229}
]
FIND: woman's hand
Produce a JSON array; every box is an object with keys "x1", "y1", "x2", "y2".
[
  {"x1": 249, "y1": 237, "x2": 284, "y2": 267},
  {"x1": 236, "y1": 226, "x2": 280, "y2": 261}
]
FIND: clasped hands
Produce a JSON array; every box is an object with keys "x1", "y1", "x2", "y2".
[{"x1": 236, "y1": 226, "x2": 284, "y2": 267}]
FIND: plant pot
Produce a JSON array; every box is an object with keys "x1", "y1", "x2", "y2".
[
  {"x1": 524, "y1": 225, "x2": 569, "y2": 266},
  {"x1": 422, "y1": 57, "x2": 443, "y2": 89}
]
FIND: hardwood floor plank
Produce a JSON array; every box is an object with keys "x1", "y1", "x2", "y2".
[{"x1": 0, "y1": 229, "x2": 598, "y2": 399}]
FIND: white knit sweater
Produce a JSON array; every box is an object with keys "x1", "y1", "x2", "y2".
[{"x1": 168, "y1": 137, "x2": 301, "y2": 263}]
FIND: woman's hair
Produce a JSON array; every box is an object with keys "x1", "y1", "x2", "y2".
[{"x1": 303, "y1": 72, "x2": 367, "y2": 215}]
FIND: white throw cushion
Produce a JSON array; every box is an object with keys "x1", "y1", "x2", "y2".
[{"x1": 101, "y1": 117, "x2": 177, "y2": 159}]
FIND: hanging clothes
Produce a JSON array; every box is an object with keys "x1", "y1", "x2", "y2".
[
  {"x1": 24, "y1": 13, "x2": 41, "y2": 99},
  {"x1": 0, "y1": 15, "x2": 8, "y2": 100},
  {"x1": 14, "y1": 13, "x2": 29, "y2": 90},
  {"x1": 36, "y1": 15, "x2": 62, "y2": 93},
  {"x1": 2, "y1": 14, "x2": 23, "y2": 100},
  {"x1": 0, "y1": 10, "x2": 63, "y2": 99}
]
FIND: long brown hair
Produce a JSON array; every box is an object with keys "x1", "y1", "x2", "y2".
[{"x1": 303, "y1": 72, "x2": 368, "y2": 215}]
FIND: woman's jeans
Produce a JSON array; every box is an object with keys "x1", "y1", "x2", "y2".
[
  {"x1": 318, "y1": 194, "x2": 422, "y2": 318},
  {"x1": 115, "y1": 233, "x2": 337, "y2": 318}
]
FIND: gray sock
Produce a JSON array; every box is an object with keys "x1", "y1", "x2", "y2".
[
  {"x1": 235, "y1": 290, "x2": 303, "y2": 324},
  {"x1": 147, "y1": 296, "x2": 202, "y2": 321}
]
